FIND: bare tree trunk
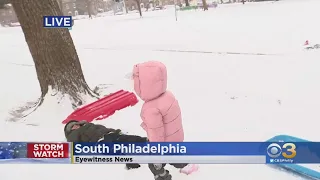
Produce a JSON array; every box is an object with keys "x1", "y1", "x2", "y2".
[
  {"x1": 10, "y1": 0, "x2": 97, "y2": 108},
  {"x1": 135, "y1": 0, "x2": 142, "y2": 17},
  {"x1": 220, "y1": 0, "x2": 223, "y2": 4},
  {"x1": 87, "y1": 0, "x2": 93, "y2": 19},
  {"x1": 202, "y1": 0, "x2": 208, "y2": 10},
  {"x1": 185, "y1": 0, "x2": 189, "y2": 6},
  {"x1": 125, "y1": 1, "x2": 128, "y2": 13}
]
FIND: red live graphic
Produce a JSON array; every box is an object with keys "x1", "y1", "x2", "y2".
[{"x1": 27, "y1": 143, "x2": 69, "y2": 158}]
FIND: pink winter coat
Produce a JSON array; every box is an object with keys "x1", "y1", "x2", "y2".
[{"x1": 133, "y1": 61, "x2": 184, "y2": 142}]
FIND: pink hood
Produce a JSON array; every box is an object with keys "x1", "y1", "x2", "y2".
[
  {"x1": 133, "y1": 61, "x2": 184, "y2": 142},
  {"x1": 133, "y1": 61, "x2": 167, "y2": 101}
]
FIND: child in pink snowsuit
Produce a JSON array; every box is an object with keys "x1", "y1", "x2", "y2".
[{"x1": 132, "y1": 61, "x2": 197, "y2": 180}]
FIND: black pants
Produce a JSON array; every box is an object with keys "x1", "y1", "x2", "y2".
[
  {"x1": 102, "y1": 132, "x2": 147, "y2": 169},
  {"x1": 103, "y1": 131, "x2": 148, "y2": 143},
  {"x1": 116, "y1": 134, "x2": 148, "y2": 142}
]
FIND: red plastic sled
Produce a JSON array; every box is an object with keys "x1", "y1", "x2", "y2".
[{"x1": 62, "y1": 90, "x2": 138, "y2": 124}]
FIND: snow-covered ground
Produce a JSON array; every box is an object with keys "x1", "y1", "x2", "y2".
[{"x1": 1, "y1": 0, "x2": 320, "y2": 179}]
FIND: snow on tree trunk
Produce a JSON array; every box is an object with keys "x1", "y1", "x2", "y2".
[{"x1": 10, "y1": 0, "x2": 97, "y2": 112}]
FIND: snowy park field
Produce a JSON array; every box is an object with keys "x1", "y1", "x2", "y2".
[{"x1": 1, "y1": 0, "x2": 320, "y2": 179}]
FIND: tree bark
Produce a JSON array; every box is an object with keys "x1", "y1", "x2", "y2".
[
  {"x1": 11, "y1": 0, "x2": 96, "y2": 107},
  {"x1": 202, "y1": 0, "x2": 208, "y2": 10},
  {"x1": 87, "y1": 0, "x2": 93, "y2": 18},
  {"x1": 184, "y1": 0, "x2": 189, "y2": 6},
  {"x1": 135, "y1": 0, "x2": 142, "y2": 17},
  {"x1": 58, "y1": 0, "x2": 63, "y2": 13},
  {"x1": 125, "y1": 0, "x2": 128, "y2": 13}
]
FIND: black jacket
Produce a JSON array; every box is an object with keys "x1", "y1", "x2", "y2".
[
  {"x1": 65, "y1": 121, "x2": 119, "y2": 142},
  {"x1": 64, "y1": 120, "x2": 146, "y2": 170}
]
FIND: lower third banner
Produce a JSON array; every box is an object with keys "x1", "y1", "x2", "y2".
[
  {"x1": 71, "y1": 142, "x2": 320, "y2": 164},
  {"x1": 72, "y1": 155, "x2": 264, "y2": 164},
  {"x1": 1, "y1": 142, "x2": 320, "y2": 164}
]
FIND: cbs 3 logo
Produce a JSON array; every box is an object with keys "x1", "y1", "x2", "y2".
[{"x1": 267, "y1": 143, "x2": 296, "y2": 158}]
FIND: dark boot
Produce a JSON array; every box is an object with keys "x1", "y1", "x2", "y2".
[
  {"x1": 154, "y1": 170, "x2": 172, "y2": 180},
  {"x1": 149, "y1": 164, "x2": 171, "y2": 180},
  {"x1": 170, "y1": 163, "x2": 188, "y2": 169}
]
